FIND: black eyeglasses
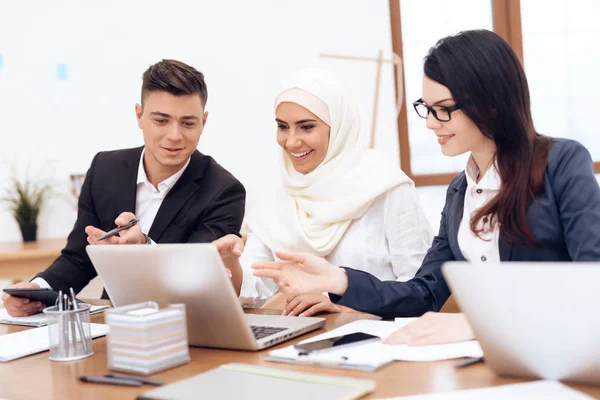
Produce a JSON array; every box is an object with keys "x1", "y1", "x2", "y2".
[{"x1": 413, "y1": 99, "x2": 461, "y2": 122}]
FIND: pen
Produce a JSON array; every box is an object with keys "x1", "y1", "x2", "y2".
[
  {"x1": 104, "y1": 373, "x2": 164, "y2": 386},
  {"x1": 98, "y1": 219, "x2": 139, "y2": 240},
  {"x1": 70, "y1": 287, "x2": 90, "y2": 354},
  {"x1": 66, "y1": 294, "x2": 76, "y2": 356},
  {"x1": 58, "y1": 290, "x2": 65, "y2": 357},
  {"x1": 79, "y1": 376, "x2": 142, "y2": 387},
  {"x1": 63, "y1": 294, "x2": 70, "y2": 357},
  {"x1": 455, "y1": 356, "x2": 484, "y2": 368}
]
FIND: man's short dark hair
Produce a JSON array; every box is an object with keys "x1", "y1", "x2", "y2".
[{"x1": 141, "y1": 59, "x2": 208, "y2": 107}]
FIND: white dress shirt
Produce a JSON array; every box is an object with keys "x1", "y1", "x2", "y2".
[
  {"x1": 135, "y1": 151, "x2": 190, "y2": 236},
  {"x1": 457, "y1": 157, "x2": 501, "y2": 263},
  {"x1": 238, "y1": 183, "x2": 435, "y2": 308},
  {"x1": 32, "y1": 151, "x2": 190, "y2": 289}
]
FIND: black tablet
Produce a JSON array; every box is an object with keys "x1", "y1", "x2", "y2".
[{"x1": 2, "y1": 287, "x2": 60, "y2": 306}]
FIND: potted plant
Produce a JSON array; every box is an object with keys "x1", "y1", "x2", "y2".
[{"x1": 2, "y1": 169, "x2": 54, "y2": 242}]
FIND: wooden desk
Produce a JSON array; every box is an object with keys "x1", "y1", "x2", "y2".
[
  {"x1": 1, "y1": 306, "x2": 599, "y2": 400},
  {"x1": 0, "y1": 238, "x2": 65, "y2": 283}
]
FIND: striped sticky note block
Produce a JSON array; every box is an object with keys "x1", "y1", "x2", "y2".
[{"x1": 57, "y1": 63, "x2": 67, "y2": 80}]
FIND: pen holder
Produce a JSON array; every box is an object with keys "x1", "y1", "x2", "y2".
[
  {"x1": 105, "y1": 301, "x2": 190, "y2": 375},
  {"x1": 44, "y1": 303, "x2": 94, "y2": 361}
]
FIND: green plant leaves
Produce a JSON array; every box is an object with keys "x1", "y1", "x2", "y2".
[{"x1": 2, "y1": 176, "x2": 55, "y2": 226}]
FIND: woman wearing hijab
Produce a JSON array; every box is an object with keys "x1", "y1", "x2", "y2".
[
  {"x1": 214, "y1": 68, "x2": 434, "y2": 317},
  {"x1": 251, "y1": 30, "x2": 600, "y2": 341}
]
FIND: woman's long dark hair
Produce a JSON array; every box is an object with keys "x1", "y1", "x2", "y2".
[{"x1": 424, "y1": 29, "x2": 552, "y2": 246}]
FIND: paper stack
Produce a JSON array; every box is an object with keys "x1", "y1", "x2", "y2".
[
  {"x1": 105, "y1": 301, "x2": 190, "y2": 375},
  {"x1": 0, "y1": 304, "x2": 109, "y2": 327},
  {"x1": 267, "y1": 319, "x2": 483, "y2": 371},
  {"x1": 0, "y1": 323, "x2": 110, "y2": 362}
]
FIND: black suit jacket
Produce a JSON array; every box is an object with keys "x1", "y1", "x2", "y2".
[
  {"x1": 331, "y1": 138, "x2": 600, "y2": 319},
  {"x1": 36, "y1": 147, "x2": 245, "y2": 294}
]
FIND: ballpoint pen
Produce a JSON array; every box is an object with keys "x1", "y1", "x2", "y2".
[
  {"x1": 70, "y1": 287, "x2": 90, "y2": 354},
  {"x1": 79, "y1": 376, "x2": 142, "y2": 387},
  {"x1": 98, "y1": 219, "x2": 139, "y2": 240},
  {"x1": 104, "y1": 373, "x2": 164, "y2": 386},
  {"x1": 63, "y1": 294, "x2": 70, "y2": 357},
  {"x1": 58, "y1": 290, "x2": 66, "y2": 357},
  {"x1": 455, "y1": 357, "x2": 484, "y2": 368},
  {"x1": 68, "y1": 295, "x2": 76, "y2": 355}
]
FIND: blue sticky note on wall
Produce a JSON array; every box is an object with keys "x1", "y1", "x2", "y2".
[
  {"x1": 0, "y1": 54, "x2": 4, "y2": 69},
  {"x1": 57, "y1": 63, "x2": 67, "y2": 80}
]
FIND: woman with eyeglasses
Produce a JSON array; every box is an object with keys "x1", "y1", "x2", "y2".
[{"x1": 252, "y1": 29, "x2": 600, "y2": 345}]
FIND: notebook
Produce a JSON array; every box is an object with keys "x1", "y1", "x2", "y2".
[
  {"x1": 267, "y1": 319, "x2": 483, "y2": 371},
  {"x1": 380, "y1": 380, "x2": 594, "y2": 399},
  {"x1": 137, "y1": 363, "x2": 375, "y2": 400},
  {"x1": 0, "y1": 305, "x2": 109, "y2": 327},
  {"x1": 0, "y1": 323, "x2": 110, "y2": 362}
]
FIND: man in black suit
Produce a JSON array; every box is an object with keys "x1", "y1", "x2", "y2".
[{"x1": 2, "y1": 59, "x2": 245, "y2": 316}]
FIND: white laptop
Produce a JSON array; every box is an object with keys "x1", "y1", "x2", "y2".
[
  {"x1": 443, "y1": 261, "x2": 600, "y2": 385},
  {"x1": 86, "y1": 244, "x2": 325, "y2": 351}
]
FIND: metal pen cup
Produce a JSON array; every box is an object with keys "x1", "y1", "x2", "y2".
[{"x1": 43, "y1": 303, "x2": 94, "y2": 361}]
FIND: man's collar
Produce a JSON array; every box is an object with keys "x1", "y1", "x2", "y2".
[{"x1": 137, "y1": 149, "x2": 191, "y2": 190}]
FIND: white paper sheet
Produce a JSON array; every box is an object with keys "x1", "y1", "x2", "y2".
[
  {"x1": 0, "y1": 305, "x2": 109, "y2": 327},
  {"x1": 268, "y1": 319, "x2": 483, "y2": 366},
  {"x1": 0, "y1": 323, "x2": 110, "y2": 361},
  {"x1": 379, "y1": 380, "x2": 594, "y2": 400}
]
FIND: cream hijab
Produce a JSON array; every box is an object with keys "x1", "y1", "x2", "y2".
[{"x1": 245, "y1": 68, "x2": 412, "y2": 256}]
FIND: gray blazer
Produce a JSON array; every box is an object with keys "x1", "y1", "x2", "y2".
[{"x1": 331, "y1": 138, "x2": 600, "y2": 318}]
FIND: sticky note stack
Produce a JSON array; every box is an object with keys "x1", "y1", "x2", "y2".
[{"x1": 105, "y1": 301, "x2": 190, "y2": 375}]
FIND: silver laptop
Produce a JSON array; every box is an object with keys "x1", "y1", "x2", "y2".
[
  {"x1": 86, "y1": 244, "x2": 325, "y2": 351},
  {"x1": 443, "y1": 261, "x2": 600, "y2": 385}
]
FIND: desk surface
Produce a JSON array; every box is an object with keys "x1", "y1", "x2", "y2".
[
  {"x1": 1, "y1": 305, "x2": 599, "y2": 400},
  {"x1": 0, "y1": 238, "x2": 65, "y2": 262}
]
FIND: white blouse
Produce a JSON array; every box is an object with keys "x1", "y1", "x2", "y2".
[
  {"x1": 457, "y1": 157, "x2": 501, "y2": 263},
  {"x1": 238, "y1": 183, "x2": 435, "y2": 308}
]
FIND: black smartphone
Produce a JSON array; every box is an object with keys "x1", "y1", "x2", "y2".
[
  {"x1": 2, "y1": 287, "x2": 60, "y2": 306},
  {"x1": 294, "y1": 332, "x2": 380, "y2": 355}
]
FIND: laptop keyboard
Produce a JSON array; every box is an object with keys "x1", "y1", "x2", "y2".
[{"x1": 250, "y1": 325, "x2": 287, "y2": 340}]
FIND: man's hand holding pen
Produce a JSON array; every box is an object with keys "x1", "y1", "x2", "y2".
[{"x1": 85, "y1": 212, "x2": 147, "y2": 245}]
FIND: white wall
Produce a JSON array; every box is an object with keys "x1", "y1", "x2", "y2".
[
  {"x1": 0, "y1": 1, "x2": 598, "y2": 242},
  {"x1": 0, "y1": 0, "x2": 402, "y2": 242}
]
